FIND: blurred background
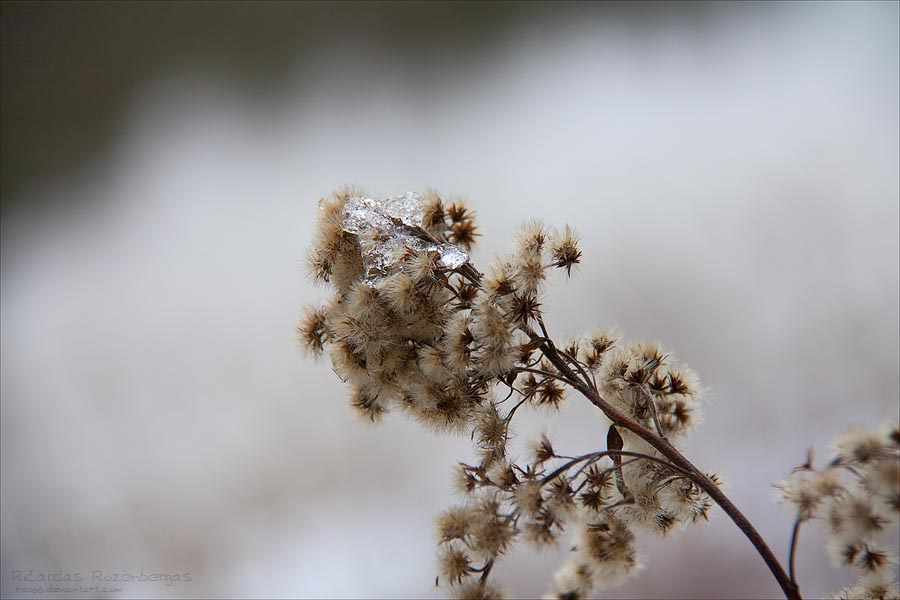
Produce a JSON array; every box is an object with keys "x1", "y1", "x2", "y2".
[{"x1": 1, "y1": 1, "x2": 898, "y2": 598}]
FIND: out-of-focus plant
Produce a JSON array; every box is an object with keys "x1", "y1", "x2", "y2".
[
  {"x1": 299, "y1": 188, "x2": 899, "y2": 599},
  {"x1": 776, "y1": 425, "x2": 899, "y2": 600}
]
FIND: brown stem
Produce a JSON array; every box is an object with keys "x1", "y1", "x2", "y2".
[
  {"x1": 540, "y1": 449, "x2": 689, "y2": 484},
  {"x1": 636, "y1": 384, "x2": 668, "y2": 440},
  {"x1": 537, "y1": 338, "x2": 802, "y2": 600},
  {"x1": 607, "y1": 425, "x2": 635, "y2": 503},
  {"x1": 478, "y1": 559, "x2": 494, "y2": 586},
  {"x1": 553, "y1": 343, "x2": 596, "y2": 391},
  {"x1": 515, "y1": 366, "x2": 573, "y2": 386},
  {"x1": 788, "y1": 517, "x2": 803, "y2": 591}
]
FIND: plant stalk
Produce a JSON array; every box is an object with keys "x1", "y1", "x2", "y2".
[
  {"x1": 537, "y1": 339, "x2": 802, "y2": 600},
  {"x1": 788, "y1": 517, "x2": 803, "y2": 590}
]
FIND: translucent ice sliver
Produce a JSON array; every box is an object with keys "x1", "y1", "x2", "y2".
[
  {"x1": 341, "y1": 192, "x2": 425, "y2": 234},
  {"x1": 339, "y1": 192, "x2": 470, "y2": 282}
]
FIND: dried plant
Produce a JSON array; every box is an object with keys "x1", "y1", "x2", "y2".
[
  {"x1": 776, "y1": 424, "x2": 900, "y2": 600},
  {"x1": 299, "y1": 187, "x2": 899, "y2": 599}
]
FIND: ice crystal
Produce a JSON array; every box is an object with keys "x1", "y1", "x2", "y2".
[{"x1": 339, "y1": 192, "x2": 469, "y2": 282}]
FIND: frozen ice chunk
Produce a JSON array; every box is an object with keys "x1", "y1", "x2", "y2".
[
  {"x1": 341, "y1": 192, "x2": 424, "y2": 234},
  {"x1": 436, "y1": 245, "x2": 469, "y2": 270},
  {"x1": 340, "y1": 192, "x2": 469, "y2": 282}
]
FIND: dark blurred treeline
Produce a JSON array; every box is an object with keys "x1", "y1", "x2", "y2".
[{"x1": 1, "y1": 1, "x2": 730, "y2": 206}]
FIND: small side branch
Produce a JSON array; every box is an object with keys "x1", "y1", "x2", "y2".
[
  {"x1": 540, "y1": 449, "x2": 689, "y2": 484},
  {"x1": 788, "y1": 517, "x2": 803, "y2": 590},
  {"x1": 607, "y1": 425, "x2": 634, "y2": 503},
  {"x1": 532, "y1": 332, "x2": 802, "y2": 600},
  {"x1": 636, "y1": 385, "x2": 668, "y2": 440}
]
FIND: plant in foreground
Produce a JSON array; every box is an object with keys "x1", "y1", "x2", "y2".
[{"x1": 299, "y1": 188, "x2": 899, "y2": 599}]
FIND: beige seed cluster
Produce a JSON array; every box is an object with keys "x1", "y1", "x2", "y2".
[
  {"x1": 300, "y1": 188, "x2": 897, "y2": 600},
  {"x1": 301, "y1": 188, "x2": 720, "y2": 599},
  {"x1": 776, "y1": 422, "x2": 900, "y2": 600}
]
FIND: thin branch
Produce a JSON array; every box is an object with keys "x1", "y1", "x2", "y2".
[
  {"x1": 516, "y1": 366, "x2": 575, "y2": 387},
  {"x1": 571, "y1": 455, "x2": 607, "y2": 483},
  {"x1": 536, "y1": 314, "x2": 551, "y2": 341},
  {"x1": 635, "y1": 384, "x2": 668, "y2": 440},
  {"x1": 540, "y1": 450, "x2": 689, "y2": 484},
  {"x1": 505, "y1": 397, "x2": 530, "y2": 422},
  {"x1": 533, "y1": 333, "x2": 802, "y2": 600},
  {"x1": 608, "y1": 425, "x2": 633, "y2": 502},
  {"x1": 478, "y1": 559, "x2": 494, "y2": 586},
  {"x1": 789, "y1": 517, "x2": 803, "y2": 590},
  {"x1": 557, "y1": 346, "x2": 598, "y2": 392},
  {"x1": 495, "y1": 380, "x2": 517, "y2": 403}
]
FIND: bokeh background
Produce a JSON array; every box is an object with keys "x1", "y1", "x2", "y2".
[{"x1": 2, "y1": 2, "x2": 898, "y2": 598}]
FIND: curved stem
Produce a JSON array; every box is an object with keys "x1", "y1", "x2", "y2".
[
  {"x1": 516, "y1": 366, "x2": 572, "y2": 386},
  {"x1": 556, "y1": 345, "x2": 597, "y2": 391},
  {"x1": 536, "y1": 337, "x2": 802, "y2": 600},
  {"x1": 635, "y1": 384, "x2": 668, "y2": 440},
  {"x1": 541, "y1": 449, "x2": 689, "y2": 484},
  {"x1": 478, "y1": 559, "x2": 494, "y2": 586},
  {"x1": 788, "y1": 517, "x2": 803, "y2": 590}
]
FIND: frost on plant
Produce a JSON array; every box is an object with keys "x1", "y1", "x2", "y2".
[
  {"x1": 339, "y1": 192, "x2": 470, "y2": 282},
  {"x1": 300, "y1": 187, "x2": 899, "y2": 600}
]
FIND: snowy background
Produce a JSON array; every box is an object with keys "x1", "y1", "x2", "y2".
[{"x1": 2, "y1": 2, "x2": 898, "y2": 598}]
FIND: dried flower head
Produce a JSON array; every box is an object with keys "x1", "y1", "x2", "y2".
[
  {"x1": 302, "y1": 188, "x2": 898, "y2": 600},
  {"x1": 551, "y1": 224, "x2": 582, "y2": 276},
  {"x1": 777, "y1": 421, "x2": 900, "y2": 598}
]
